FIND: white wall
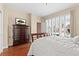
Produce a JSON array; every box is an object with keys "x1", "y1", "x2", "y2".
[
  {"x1": 0, "y1": 12, "x2": 3, "y2": 53},
  {"x1": 31, "y1": 15, "x2": 42, "y2": 33},
  {"x1": 5, "y1": 7, "x2": 31, "y2": 46},
  {"x1": 72, "y1": 6, "x2": 79, "y2": 36},
  {"x1": 41, "y1": 18, "x2": 46, "y2": 33},
  {"x1": 2, "y1": 5, "x2": 43, "y2": 47}
]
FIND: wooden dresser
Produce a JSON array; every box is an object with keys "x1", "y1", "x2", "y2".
[{"x1": 13, "y1": 24, "x2": 29, "y2": 46}]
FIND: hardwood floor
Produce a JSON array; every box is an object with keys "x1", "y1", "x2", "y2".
[{"x1": 0, "y1": 43, "x2": 31, "y2": 56}]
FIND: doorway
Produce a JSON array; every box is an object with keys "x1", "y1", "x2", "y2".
[{"x1": 37, "y1": 23, "x2": 41, "y2": 33}]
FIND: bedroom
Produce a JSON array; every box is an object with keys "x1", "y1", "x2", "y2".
[{"x1": 0, "y1": 3, "x2": 79, "y2": 56}]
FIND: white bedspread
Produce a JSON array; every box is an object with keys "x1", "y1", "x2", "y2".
[{"x1": 28, "y1": 36, "x2": 79, "y2": 56}]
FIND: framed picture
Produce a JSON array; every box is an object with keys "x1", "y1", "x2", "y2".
[{"x1": 15, "y1": 18, "x2": 26, "y2": 25}]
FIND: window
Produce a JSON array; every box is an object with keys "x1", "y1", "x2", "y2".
[
  {"x1": 51, "y1": 18, "x2": 55, "y2": 34},
  {"x1": 45, "y1": 13, "x2": 70, "y2": 37},
  {"x1": 46, "y1": 19, "x2": 52, "y2": 35}
]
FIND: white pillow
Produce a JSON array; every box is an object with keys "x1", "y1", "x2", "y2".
[{"x1": 73, "y1": 36, "x2": 79, "y2": 43}]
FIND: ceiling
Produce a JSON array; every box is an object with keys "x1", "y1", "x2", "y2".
[{"x1": 5, "y1": 3, "x2": 79, "y2": 16}]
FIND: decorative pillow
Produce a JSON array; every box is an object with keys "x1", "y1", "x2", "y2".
[{"x1": 73, "y1": 36, "x2": 79, "y2": 43}]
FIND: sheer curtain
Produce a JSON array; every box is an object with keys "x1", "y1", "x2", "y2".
[{"x1": 45, "y1": 13, "x2": 71, "y2": 37}]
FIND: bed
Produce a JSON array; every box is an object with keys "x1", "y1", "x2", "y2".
[{"x1": 28, "y1": 35, "x2": 79, "y2": 56}]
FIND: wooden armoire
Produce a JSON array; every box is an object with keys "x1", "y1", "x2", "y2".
[{"x1": 13, "y1": 24, "x2": 29, "y2": 46}]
